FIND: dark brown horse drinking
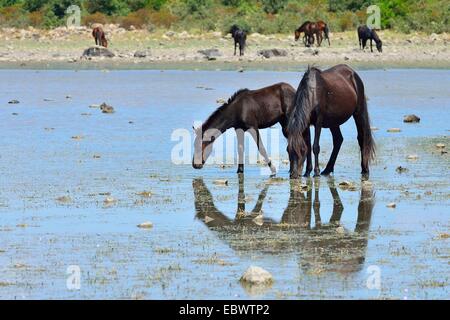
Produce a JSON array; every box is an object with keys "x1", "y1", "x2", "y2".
[
  {"x1": 192, "y1": 83, "x2": 296, "y2": 175},
  {"x1": 287, "y1": 64, "x2": 375, "y2": 179},
  {"x1": 92, "y1": 26, "x2": 108, "y2": 48},
  {"x1": 358, "y1": 25, "x2": 382, "y2": 52},
  {"x1": 295, "y1": 20, "x2": 330, "y2": 47}
]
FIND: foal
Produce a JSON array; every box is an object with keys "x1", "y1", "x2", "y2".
[
  {"x1": 230, "y1": 25, "x2": 247, "y2": 56},
  {"x1": 192, "y1": 83, "x2": 296, "y2": 176}
]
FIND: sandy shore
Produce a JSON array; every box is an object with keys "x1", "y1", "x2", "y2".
[{"x1": 0, "y1": 26, "x2": 449, "y2": 70}]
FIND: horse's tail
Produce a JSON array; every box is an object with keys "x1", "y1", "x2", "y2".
[
  {"x1": 353, "y1": 72, "x2": 375, "y2": 167},
  {"x1": 324, "y1": 24, "x2": 330, "y2": 45}
]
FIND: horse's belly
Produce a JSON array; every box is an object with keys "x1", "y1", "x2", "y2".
[{"x1": 322, "y1": 112, "x2": 353, "y2": 128}]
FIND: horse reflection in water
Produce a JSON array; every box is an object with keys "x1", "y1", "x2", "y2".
[{"x1": 192, "y1": 177, "x2": 374, "y2": 273}]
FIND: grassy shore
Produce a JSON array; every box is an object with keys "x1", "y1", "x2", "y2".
[{"x1": 0, "y1": 26, "x2": 449, "y2": 70}]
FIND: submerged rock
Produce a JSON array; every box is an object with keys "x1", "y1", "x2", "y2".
[
  {"x1": 387, "y1": 202, "x2": 396, "y2": 208},
  {"x1": 258, "y1": 49, "x2": 288, "y2": 58},
  {"x1": 403, "y1": 114, "x2": 420, "y2": 123},
  {"x1": 100, "y1": 102, "x2": 114, "y2": 114},
  {"x1": 396, "y1": 166, "x2": 408, "y2": 173},
  {"x1": 240, "y1": 266, "x2": 273, "y2": 285},
  {"x1": 137, "y1": 221, "x2": 153, "y2": 229},
  {"x1": 407, "y1": 154, "x2": 419, "y2": 160},
  {"x1": 387, "y1": 128, "x2": 401, "y2": 133}
]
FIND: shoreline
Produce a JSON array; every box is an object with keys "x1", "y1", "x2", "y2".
[
  {"x1": 0, "y1": 59, "x2": 449, "y2": 71},
  {"x1": 0, "y1": 27, "x2": 449, "y2": 71}
]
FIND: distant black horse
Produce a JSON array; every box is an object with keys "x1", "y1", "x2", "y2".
[
  {"x1": 358, "y1": 25, "x2": 382, "y2": 53},
  {"x1": 230, "y1": 25, "x2": 247, "y2": 56}
]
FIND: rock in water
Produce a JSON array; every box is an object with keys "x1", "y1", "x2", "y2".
[
  {"x1": 387, "y1": 202, "x2": 396, "y2": 208},
  {"x1": 137, "y1": 221, "x2": 153, "y2": 229},
  {"x1": 387, "y1": 128, "x2": 401, "y2": 133},
  {"x1": 403, "y1": 114, "x2": 420, "y2": 123},
  {"x1": 240, "y1": 266, "x2": 273, "y2": 285},
  {"x1": 82, "y1": 47, "x2": 115, "y2": 58},
  {"x1": 258, "y1": 49, "x2": 288, "y2": 58},
  {"x1": 8, "y1": 99, "x2": 19, "y2": 104},
  {"x1": 213, "y1": 179, "x2": 228, "y2": 186},
  {"x1": 100, "y1": 102, "x2": 114, "y2": 114}
]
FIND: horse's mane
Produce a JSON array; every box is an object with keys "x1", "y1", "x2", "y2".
[
  {"x1": 287, "y1": 66, "x2": 320, "y2": 156},
  {"x1": 202, "y1": 88, "x2": 249, "y2": 130},
  {"x1": 296, "y1": 21, "x2": 311, "y2": 32}
]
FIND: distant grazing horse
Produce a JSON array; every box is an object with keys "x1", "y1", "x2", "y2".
[
  {"x1": 295, "y1": 20, "x2": 330, "y2": 47},
  {"x1": 287, "y1": 64, "x2": 375, "y2": 179},
  {"x1": 358, "y1": 25, "x2": 382, "y2": 52},
  {"x1": 92, "y1": 26, "x2": 108, "y2": 47},
  {"x1": 230, "y1": 25, "x2": 247, "y2": 56},
  {"x1": 192, "y1": 83, "x2": 296, "y2": 175},
  {"x1": 294, "y1": 21, "x2": 318, "y2": 46},
  {"x1": 316, "y1": 20, "x2": 330, "y2": 46}
]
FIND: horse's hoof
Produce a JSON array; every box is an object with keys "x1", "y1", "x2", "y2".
[
  {"x1": 270, "y1": 173, "x2": 276, "y2": 178},
  {"x1": 321, "y1": 170, "x2": 333, "y2": 176},
  {"x1": 303, "y1": 172, "x2": 310, "y2": 177}
]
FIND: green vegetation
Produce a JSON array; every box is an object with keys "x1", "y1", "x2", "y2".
[{"x1": 0, "y1": 0, "x2": 448, "y2": 33}]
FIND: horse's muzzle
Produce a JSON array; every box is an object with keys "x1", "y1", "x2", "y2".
[{"x1": 192, "y1": 162, "x2": 204, "y2": 169}]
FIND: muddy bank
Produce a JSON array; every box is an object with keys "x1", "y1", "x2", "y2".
[{"x1": 0, "y1": 26, "x2": 449, "y2": 70}]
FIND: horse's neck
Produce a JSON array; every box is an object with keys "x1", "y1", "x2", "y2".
[{"x1": 203, "y1": 108, "x2": 233, "y2": 136}]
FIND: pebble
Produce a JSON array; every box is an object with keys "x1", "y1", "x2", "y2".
[
  {"x1": 435, "y1": 143, "x2": 445, "y2": 149},
  {"x1": 213, "y1": 179, "x2": 228, "y2": 186},
  {"x1": 137, "y1": 221, "x2": 153, "y2": 229},
  {"x1": 387, "y1": 202, "x2": 396, "y2": 208},
  {"x1": 403, "y1": 114, "x2": 420, "y2": 123},
  {"x1": 387, "y1": 128, "x2": 401, "y2": 133},
  {"x1": 407, "y1": 154, "x2": 419, "y2": 160},
  {"x1": 8, "y1": 99, "x2": 19, "y2": 104}
]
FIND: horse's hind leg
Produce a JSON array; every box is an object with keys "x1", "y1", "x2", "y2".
[
  {"x1": 321, "y1": 126, "x2": 343, "y2": 176},
  {"x1": 354, "y1": 115, "x2": 370, "y2": 176},
  {"x1": 249, "y1": 128, "x2": 276, "y2": 176}
]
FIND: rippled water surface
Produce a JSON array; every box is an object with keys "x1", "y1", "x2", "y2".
[{"x1": 0, "y1": 69, "x2": 448, "y2": 299}]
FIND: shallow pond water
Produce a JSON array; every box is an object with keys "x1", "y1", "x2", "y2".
[{"x1": 0, "y1": 68, "x2": 448, "y2": 299}]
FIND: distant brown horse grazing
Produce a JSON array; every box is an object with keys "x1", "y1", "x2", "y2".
[
  {"x1": 295, "y1": 21, "x2": 330, "y2": 47},
  {"x1": 316, "y1": 20, "x2": 330, "y2": 46},
  {"x1": 92, "y1": 27, "x2": 108, "y2": 47},
  {"x1": 192, "y1": 83, "x2": 296, "y2": 176},
  {"x1": 287, "y1": 64, "x2": 375, "y2": 179},
  {"x1": 295, "y1": 21, "x2": 314, "y2": 46}
]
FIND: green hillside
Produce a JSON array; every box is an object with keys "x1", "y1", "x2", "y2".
[{"x1": 0, "y1": 0, "x2": 448, "y2": 33}]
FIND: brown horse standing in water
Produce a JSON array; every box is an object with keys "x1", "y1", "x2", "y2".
[
  {"x1": 192, "y1": 83, "x2": 296, "y2": 176},
  {"x1": 287, "y1": 64, "x2": 375, "y2": 179},
  {"x1": 92, "y1": 27, "x2": 108, "y2": 47}
]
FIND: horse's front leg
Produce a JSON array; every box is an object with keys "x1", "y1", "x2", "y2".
[
  {"x1": 312, "y1": 122, "x2": 323, "y2": 177},
  {"x1": 303, "y1": 127, "x2": 313, "y2": 177},
  {"x1": 370, "y1": 39, "x2": 373, "y2": 52},
  {"x1": 234, "y1": 41, "x2": 237, "y2": 56},
  {"x1": 249, "y1": 128, "x2": 276, "y2": 176},
  {"x1": 289, "y1": 146, "x2": 299, "y2": 179},
  {"x1": 236, "y1": 128, "x2": 244, "y2": 174}
]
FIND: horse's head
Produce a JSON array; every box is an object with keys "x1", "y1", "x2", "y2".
[
  {"x1": 376, "y1": 40, "x2": 382, "y2": 53},
  {"x1": 192, "y1": 126, "x2": 220, "y2": 169},
  {"x1": 294, "y1": 29, "x2": 301, "y2": 41},
  {"x1": 229, "y1": 25, "x2": 239, "y2": 37}
]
